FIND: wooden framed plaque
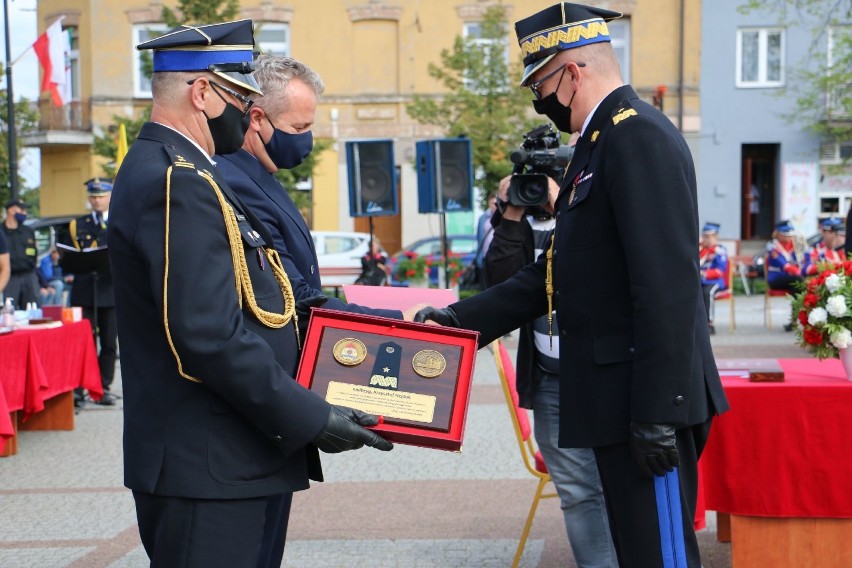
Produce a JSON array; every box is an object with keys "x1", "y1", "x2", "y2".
[{"x1": 296, "y1": 308, "x2": 479, "y2": 451}]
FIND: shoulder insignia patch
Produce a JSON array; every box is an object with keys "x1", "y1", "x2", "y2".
[
  {"x1": 162, "y1": 144, "x2": 196, "y2": 169},
  {"x1": 612, "y1": 108, "x2": 638, "y2": 126}
]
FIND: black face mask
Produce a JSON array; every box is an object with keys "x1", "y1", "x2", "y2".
[
  {"x1": 205, "y1": 102, "x2": 250, "y2": 155},
  {"x1": 533, "y1": 89, "x2": 576, "y2": 133}
]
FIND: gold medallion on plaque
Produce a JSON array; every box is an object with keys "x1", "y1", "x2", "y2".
[
  {"x1": 333, "y1": 338, "x2": 367, "y2": 366},
  {"x1": 412, "y1": 350, "x2": 446, "y2": 378}
]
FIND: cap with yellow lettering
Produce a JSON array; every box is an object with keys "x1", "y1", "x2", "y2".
[
  {"x1": 136, "y1": 19, "x2": 261, "y2": 95},
  {"x1": 515, "y1": 2, "x2": 622, "y2": 87}
]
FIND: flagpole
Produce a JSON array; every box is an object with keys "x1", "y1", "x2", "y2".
[{"x1": 3, "y1": 0, "x2": 19, "y2": 200}]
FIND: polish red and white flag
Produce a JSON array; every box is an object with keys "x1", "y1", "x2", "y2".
[{"x1": 32, "y1": 19, "x2": 71, "y2": 107}]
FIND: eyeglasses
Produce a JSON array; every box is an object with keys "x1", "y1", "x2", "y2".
[
  {"x1": 529, "y1": 62, "x2": 585, "y2": 100},
  {"x1": 188, "y1": 78, "x2": 254, "y2": 115}
]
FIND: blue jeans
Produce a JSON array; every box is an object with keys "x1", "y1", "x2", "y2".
[{"x1": 533, "y1": 371, "x2": 618, "y2": 568}]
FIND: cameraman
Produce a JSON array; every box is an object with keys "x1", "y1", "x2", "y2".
[{"x1": 485, "y1": 166, "x2": 617, "y2": 568}]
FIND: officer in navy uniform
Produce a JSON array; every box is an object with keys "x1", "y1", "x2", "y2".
[
  {"x1": 65, "y1": 178, "x2": 118, "y2": 405},
  {"x1": 110, "y1": 20, "x2": 391, "y2": 567},
  {"x1": 416, "y1": 4, "x2": 729, "y2": 566}
]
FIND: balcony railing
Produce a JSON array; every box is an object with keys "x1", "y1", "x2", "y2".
[{"x1": 36, "y1": 99, "x2": 92, "y2": 131}]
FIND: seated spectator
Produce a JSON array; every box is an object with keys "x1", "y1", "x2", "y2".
[
  {"x1": 38, "y1": 247, "x2": 66, "y2": 306},
  {"x1": 355, "y1": 239, "x2": 388, "y2": 286},
  {"x1": 803, "y1": 217, "x2": 845, "y2": 275},
  {"x1": 699, "y1": 222, "x2": 728, "y2": 335},
  {"x1": 767, "y1": 220, "x2": 805, "y2": 331},
  {"x1": 766, "y1": 220, "x2": 805, "y2": 290}
]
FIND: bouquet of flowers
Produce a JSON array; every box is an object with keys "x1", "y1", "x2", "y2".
[
  {"x1": 394, "y1": 251, "x2": 429, "y2": 283},
  {"x1": 791, "y1": 261, "x2": 852, "y2": 359}
]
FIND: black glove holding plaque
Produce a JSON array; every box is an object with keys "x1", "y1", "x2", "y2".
[
  {"x1": 295, "y1": 295, "x2": 328, "y2": 339},
  {"x1": 413, "y1": 306, "x2": 460, "y2": 327},
  {"x1": 312, "y1": 405, "x2": 394, "y2": 453},
  {"x1": 629, "y1": 421, "x2": 679, "y2": 477}
]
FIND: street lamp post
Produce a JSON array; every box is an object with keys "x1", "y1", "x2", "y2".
[{"x1": 3, "y1": 0, "x2": 19, "y2": 200}]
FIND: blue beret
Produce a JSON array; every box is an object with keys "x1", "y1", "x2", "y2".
[
  {"x1": 84, "y1": 177, "x2": 113, "y2": 195},
  {"x1": 775, "y1": 220, "x2": 796, "y2": 235},
  {"x1": 515, "y1": 2, "x2": 622, "y2": 86},
  {"x1": 136, "y1": 19, "x2": 261, "y2": 95},
  {"x1": 702, "y1": 222, "x2": 721, "y2": 234}
]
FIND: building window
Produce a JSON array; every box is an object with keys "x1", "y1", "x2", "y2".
[
  {"x1": 66, "y1": 25, "x2": 80, "y2": 101},
  {"x1": 736, "y1": 28, "x2": 784, "y2": 88},
  {"x1": 462, "y1": 21, "x2": 509, "y2": 93},
  {"x1": 132, "y1": 24, "x2": 168, "y2": 98},
  {"x1": 827, "y1": 26, "x2": 850, "y2": 118},
  {"x1": 255, "y1": 22, "x2": 290, "y2": 56},
  {"x1": 608, "y1": 20, "x2": 630, "y2": 84}
]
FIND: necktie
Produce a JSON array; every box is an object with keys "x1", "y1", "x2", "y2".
[{"x1": 96, "y1": 212, "x2": 105, "y2": 229}]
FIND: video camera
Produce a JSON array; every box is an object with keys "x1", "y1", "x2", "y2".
[{"x1": 506, "y1": 124, "x2": 573, "y2": 209}]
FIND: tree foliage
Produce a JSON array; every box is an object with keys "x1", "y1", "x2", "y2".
[
  {"x1": 0, "y1": 63, "x2": 40, "y2": 207},
  {"x1": 161, "y1": 0, "x2": 239, "y2": 27},
  {"x1": 740, "y1": 0, "x2": 851, "y2": 165},
  {"x1": 406, "y1": 6, "x2": 544, "y2": 205}
]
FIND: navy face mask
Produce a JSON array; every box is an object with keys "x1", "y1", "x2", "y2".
[
  {"x1": 261, "y1": 115, "x2": 313, "y2": 169},
  {"x1": 13, "y1": 212, "x2": 27, "y2": 223}
]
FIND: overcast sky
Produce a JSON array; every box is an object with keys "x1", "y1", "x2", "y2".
[{"x1": 2, "y1": 0, "x2": 41, "y2": 189}]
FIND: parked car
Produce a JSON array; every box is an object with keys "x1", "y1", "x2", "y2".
[
  {"x1": 25, "y1": 215, "x2": 75, "y2": 261},
  {"x1": 387, "y1": 235, "x2": 478, "y2": 286},
  {"x1": 312, "y1": 230, "x2": 376, "y2": 287}
]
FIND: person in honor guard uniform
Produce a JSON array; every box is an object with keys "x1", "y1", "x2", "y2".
[
  {"x1": 415, "y1": 4, "x2": 729, "y2": 566},
  {"x1": 1, "y1": 199, "x2": 39, "y2": 307},
  {"x1": 766, "y1": 220, "x2": 804, "y2": 290},
  {"x1": 803, "y1": 217, "x2": 845, "y2": 275},
  {"x1": 109, "y1": 20, "x2": 391, "y2": 567},
  {"x1": 65, "y1": 178, "x2": 118, "y2": 405},
  {"x1": 699, "y1": 222, "x2": 728, "y2": 335}
]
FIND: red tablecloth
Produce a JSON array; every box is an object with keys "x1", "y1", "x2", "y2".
[
  {"x1": 701, "y1": 358, "x2": 852, "y2": 518},
  {"x1": 0, "y1": 321, "x2": 103, "y2": 450}
]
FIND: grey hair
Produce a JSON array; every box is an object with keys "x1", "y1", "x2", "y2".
[
  {"x1": 151, "y1": 71, "x2": 197, "y2": 103},
  {"x1": 251, "y1": 55, "x2": 325, "y2": 117}
]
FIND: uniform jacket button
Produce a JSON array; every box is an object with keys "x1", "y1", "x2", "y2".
[
  {"x1": 560, "y1": 329, "x2": 567, "y2": 338},
  {"x1": 310, "y1": 265, "x2": 315, "y2": 274},
  {"x1": 272, "y1": 434, "x2": 283, "y2": 441},
  {"x1": 628, "y1": 347, "x2": 636, "y2": 354},
  {"x1": 673, "y1": 395, "x2": 685, "y2": 406}
]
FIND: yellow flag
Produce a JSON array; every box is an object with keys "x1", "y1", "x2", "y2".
[{"x1": 115, "y1": 123, "x2": 128, "y2": 171}]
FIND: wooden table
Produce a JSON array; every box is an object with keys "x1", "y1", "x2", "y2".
[
  {"x1": 701, "y1": 358, "x2": 852, "y2": 566},
  {"x1": 0, "y1": 320, "x2": 103, "y2": 456}
]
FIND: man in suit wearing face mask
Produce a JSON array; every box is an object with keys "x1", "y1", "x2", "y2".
[{"x1": 217, "y1": 56, "x2": 415, "y2": 323}]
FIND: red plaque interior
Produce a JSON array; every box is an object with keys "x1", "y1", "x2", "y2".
[{"x1": 296, "y1": 308, "x2": 479, "y2": 451}]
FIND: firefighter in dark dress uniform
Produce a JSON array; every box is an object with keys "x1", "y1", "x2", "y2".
[
  {"x1": 415, "y1": 4, "x2": 729, "y2": 566},
  {"x1": 66, "y1": 178, "x2": 118, "y2": 405},
  {"x1": 109, "y1": 20, "x2": 391, "y2": 567}
]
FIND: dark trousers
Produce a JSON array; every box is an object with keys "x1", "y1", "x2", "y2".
[
  {"x1": 4, "y1": 271, "x2": 39, "y2": 307},
  {"x1": 134, "y1": 491, "x2": 293, "y2": 568},
  {"x1": 82, "y1": 306, "x2": 117, "y2": 390},
  {"x1": 768, "y1": 273, "x2": 802, "y2": 291},
  {"x1": 594, "y1": 418, "x2": 713, "y2": 568}
]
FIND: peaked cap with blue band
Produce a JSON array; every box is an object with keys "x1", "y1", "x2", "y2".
[
  {"x1": 775, "y1": 220, "x2": 796, "y2": 235},
  {"x1": 702, "y1": 222, "x2": 721, "y2": 234},
  {"x1": 515, "y1": 2, "x2": 622, "y2": 86},
  {"x1": 84, "y1": 177, "x2": 113, "y2": 195},
  {"x1": 820, "y1": 216, "x2": 843, "y2": 230},
  {"x1": 136, "y1": 19, "x2": 262, "y2": 95}
]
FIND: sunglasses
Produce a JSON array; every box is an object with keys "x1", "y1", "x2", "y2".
[{"x1": 529, "y1": 62, "x2": 586, "y2": 100}]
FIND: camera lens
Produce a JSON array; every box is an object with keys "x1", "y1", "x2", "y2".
[{"x1": 508, "y1": 174, "x2": 549, "y2": 207}]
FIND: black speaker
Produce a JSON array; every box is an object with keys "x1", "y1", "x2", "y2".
[
  {"x1": 416, "y1": 139, "x2": 473, "y2": 213},
  {"x1": 346, "y1": 140, "x2": 398, "y2": 217}
]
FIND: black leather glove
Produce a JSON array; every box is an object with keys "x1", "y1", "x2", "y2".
[
  {"x1": 295, "y1": 295, "x2": 328, "y2": 338},
  {"x1": 312, "y1": 405, "x2": 393, "y2": 454},
  {"x1": 629, "y1": 421, "x2": 679, "y2": 477},
  {"x1": 413, "y1": 306, "x2": 460, "y2": 327}
]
